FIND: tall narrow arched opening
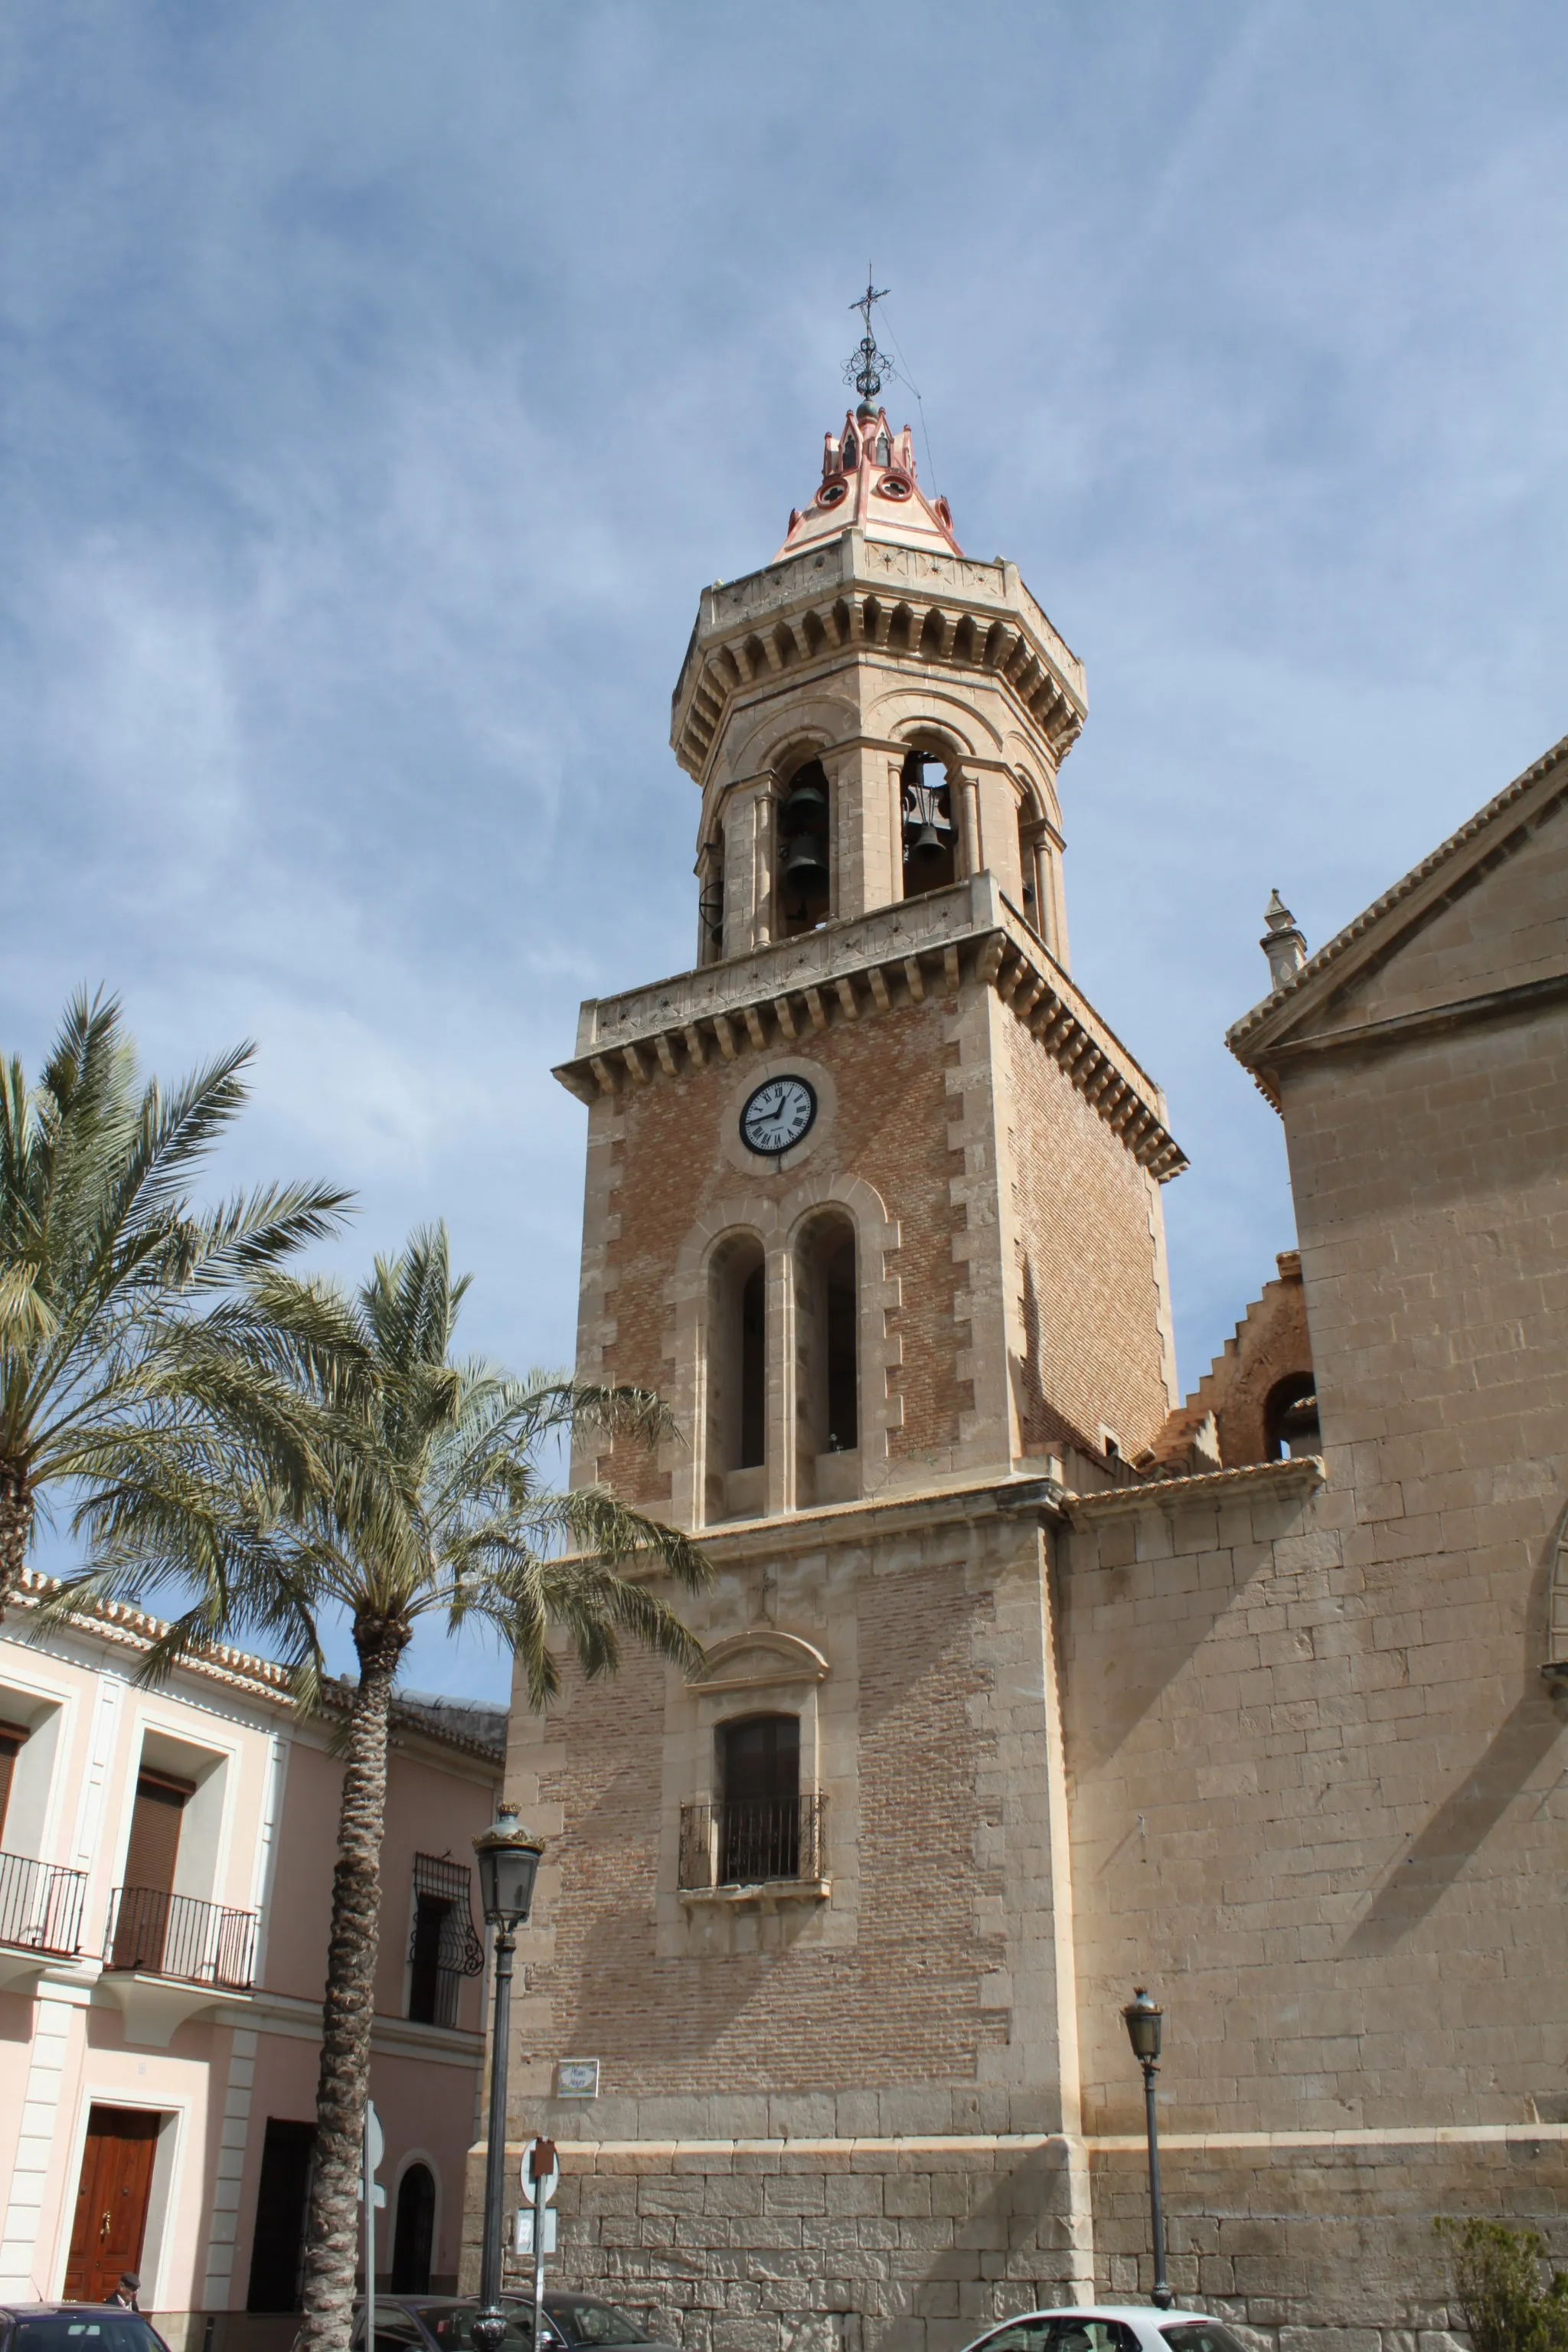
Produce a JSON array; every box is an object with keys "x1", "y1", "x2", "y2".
[
  {"x1": 778, "y1": 757, "x2": 832, "y2": 935},
  {"x1": 697, "y1": 835, "x2": 726, "y2": 965},
  {"x1": 900, "y1": 749, "x2": 956, "y2": 897},
  {"x1": 390, "y1": 2163, "x2": 436, "y2": 2294},
  {"x1": 795, "y1": 1209, "x2": 859, "y2": 1506},
  {"x1": 1017, "y1": 800, "x2": 1044, "y2": 933},
  {"x1": 707, "y1": 1233, "x2": 767, "y2": 1521}
]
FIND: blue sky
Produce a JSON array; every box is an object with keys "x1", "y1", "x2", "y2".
[{"x1": 4, "y1": 3, "x2": 1566, "y2": 1696}]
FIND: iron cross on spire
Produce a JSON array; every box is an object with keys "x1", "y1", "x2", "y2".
[{"x1": 845, "y1": 269, "x2": 893, "y2": 403}]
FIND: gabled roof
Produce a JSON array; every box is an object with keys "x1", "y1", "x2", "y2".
[{"x1": 1227, "y1": 730, "x2": 1568, "y2": 1103}]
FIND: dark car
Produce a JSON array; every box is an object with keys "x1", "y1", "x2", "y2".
[
  {"x1": 355, "y1": 2295, "x2": 677, "y2": 2352},
  {"x1": 0, "y1": 2311, "x2": 172, "y2": 2352}
]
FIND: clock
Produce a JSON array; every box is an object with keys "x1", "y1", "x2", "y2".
[{"x1": 740, "y1": 1075, "x2": 818, "y2": 1157}]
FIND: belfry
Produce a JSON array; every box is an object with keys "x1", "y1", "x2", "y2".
[
  {"x1": 557, "y1": 383, "x2": 1185, "y2": 1527},
  {"x1": 486, "y1": 307, "x2": 1568, "y2": 2352}
]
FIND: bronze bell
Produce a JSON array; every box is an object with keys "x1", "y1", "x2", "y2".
[
  {"x1": 782, "y1": 780, "x2": 828, "y2": 832},
  {"x1": 783, "y1": 831, "x2": 828, "y2": 883},
  {"x1": 909, "y1": 820, "x2": 945, "y2": 860}
]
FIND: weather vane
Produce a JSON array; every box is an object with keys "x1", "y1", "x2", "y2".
[{"x1": 844, "y1": 268, "x2": 893, "y2": 403}]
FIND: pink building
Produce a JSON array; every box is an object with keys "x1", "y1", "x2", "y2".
[{"x1": 0, "y1": 1567, "x2": 501, "y2": 2348}]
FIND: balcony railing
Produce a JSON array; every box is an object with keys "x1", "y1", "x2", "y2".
[
  {"x1": 0, "y1": 1851, "x2": 87, "y2": 1956},
  {"x1": 678, "y1": 1795, "x2": 825, "y2": 1891},
  {"x1": 104, "y1": 1885, "x2": 258, "y2": 1990}
]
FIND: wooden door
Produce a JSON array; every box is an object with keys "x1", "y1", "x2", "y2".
[{"x1": 65, "y1": 2105, "x2": 161, "y2": 2302}]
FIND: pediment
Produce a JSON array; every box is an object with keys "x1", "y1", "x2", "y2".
[
  {"x1": 686, "y1": 1631, "x2": 829, "y2": 1694},
  {"x1": 1230, "y1": 733, "x2": 1568, "y2": 1094}
]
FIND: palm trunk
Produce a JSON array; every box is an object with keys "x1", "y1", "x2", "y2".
[
  {"x1": 0, "y1": 1470, "x2": 31, "y2": 1622},
  {"x1": 296, "y1": 1612, "x2": 410, "y2": 2352}
]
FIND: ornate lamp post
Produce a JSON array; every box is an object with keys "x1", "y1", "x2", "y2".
[
  {"x1": 471, "y1": 1804, "x2": 545, "y2": 2352},
  {"x1": 1122, "y1": 1987, "x2": 1173, "y2": 2309}
]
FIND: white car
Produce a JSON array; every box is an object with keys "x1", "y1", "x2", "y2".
[{"x1": 962, "y1": 2311, "x2": 1247, "y2": 2352}]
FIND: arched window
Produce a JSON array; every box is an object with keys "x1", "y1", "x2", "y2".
[
  {"x1": 778, "y1": 758, "x2": 831, "y2": 935},
  {"x1": 390, "y1": 2164, "x2": 435, "y2": 2295},
  {"x1": 707, "y1": 1235, "x2": 766, "y2": 1520},
  {"x1": 1265, "y1": 1372, "x2": 1320, "y2": 1460},
  {"x1": 1017, "y1": 803, "x2": 1041, "y2": 929},
  {"x1": 718, "y1": 1713, "x2": 800, "y2": 1883},
  {"x1": 697, "y1": 840, "x2": 725, "y2": 965},
  {"x1": 901, "y1": 750, "x2": 956, "y2": 897},
  {"x1": 795, "y1": 1210, "x2": 858, "y2": 1504}
]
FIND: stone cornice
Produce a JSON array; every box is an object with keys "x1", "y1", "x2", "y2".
[
  {"x1": 1065, "y1": 1455, "x2": 1325, "y2": 1523},
  {"x1": 553, "y1": 874, "x2": 1186, "y2": 1182},
  {"x1": 670, "y1": 529, "x2": 1088, "y2": 785}
]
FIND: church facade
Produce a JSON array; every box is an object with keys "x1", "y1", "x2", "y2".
[{"x1": 474, "y1": 384, "x2": 1568, "y2": 2352}]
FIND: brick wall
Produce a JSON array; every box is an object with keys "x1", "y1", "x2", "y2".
[
  {"x1": 1003, "y1": 1016, "x2": 1173, "y2": 1462},
  {"x1": 524, "y1": 1551, "x2": 1002, "y2": 2101}
]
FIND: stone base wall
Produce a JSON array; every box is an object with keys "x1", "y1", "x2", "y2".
[
  {"x1": 464, "y1": 2138, "x2": 1086, "y2": 2352},
  {"x1": 1093, "y1": 2141, "x2": 1568, "y2": 2344},
  {"x1": 463, "y1": 2136, "x2": 1568, "y2": 2352}
]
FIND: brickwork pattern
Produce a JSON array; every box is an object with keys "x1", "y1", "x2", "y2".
[
  {"x1": 525, "y1": 1556, "x2": 1002, "y2": 2100},
  {"x1": 1148, "y1": 1255, "x2": 1313, "y2": 1471},
  {"x1": 587, "y1": 994, "x2": 972, "y2": 1505},
  {"x1": 1003, "y1": 1018, "x2": 1174, "y2": 1462}
]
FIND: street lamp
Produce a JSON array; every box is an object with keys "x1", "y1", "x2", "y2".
[
  {"x1": 1122, "y1": 1988, "x2": 1172, "y2": 2310},
  {"x1": 471, "y1": 1803, "x2": 545, "y2": 2352}
]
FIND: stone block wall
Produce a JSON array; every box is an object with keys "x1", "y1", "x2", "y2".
[
  {"x1": 466, "y1": 2136, "x2": 1086, "y2": 2352},
  {"x1": 463, "y1": 2131, "x2": 1568, "y2": 2352}
]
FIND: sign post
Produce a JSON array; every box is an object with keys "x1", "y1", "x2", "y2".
[
  {"x1": 520, "y1": 2136, "x2": 558, "y2": 2346},
  {"x1": 362, "y1": 2101, "x2": 386, "y2": 2349}
]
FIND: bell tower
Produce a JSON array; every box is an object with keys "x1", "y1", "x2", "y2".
[
  {"x1": 557, "y1": 375, "x2": 1184, "y2": 1525},
  {"x1": 513, "y1": 320, "x2": 1194, "y2": 2331}
]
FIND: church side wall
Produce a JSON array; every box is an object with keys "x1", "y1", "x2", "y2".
[{"x1": 1001, "y1": 1014, "x2": 1174, "y2": 1462}]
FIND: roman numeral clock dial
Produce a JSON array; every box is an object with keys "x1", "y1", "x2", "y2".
[{"x1": 740, "y1": 1076, "x2": 818, "y2": 1158}]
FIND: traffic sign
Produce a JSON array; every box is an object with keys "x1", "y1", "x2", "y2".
[{"x1": 520, "y1": 2135, "x2": 559, "y2": 2203}]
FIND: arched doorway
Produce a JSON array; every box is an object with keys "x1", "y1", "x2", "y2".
[{"x1": 390, "y1": 2162, "x2": 436, "y2": 2295}]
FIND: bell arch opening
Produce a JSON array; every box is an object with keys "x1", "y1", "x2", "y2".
[
  {"x1": 795, "y1": 1208, "x2": 859, "y2": 1507},
  {"x1": 900, "y1": 747, "x2": 957, "y2": 898},
  {"x1": 707, "y1": 1233, "x2": 767, "y2": 1521},
  {"x1": 697, "y1": 834, "x2": 726, "y2": 965},
  {"x1": 779, "y1": 756, "x2": 832, "y2": 935},
  {"x1": 1265, "y1": 1371, "x2": 1320, "y2": 1460}
]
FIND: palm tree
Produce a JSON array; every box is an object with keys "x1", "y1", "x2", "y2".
[
  {"x1": 0, "y1": 990, "x2": 350, "y2": 1618},
  {"x1": 57, "y1": 1223, "x2": 710, "y2": 2352}
]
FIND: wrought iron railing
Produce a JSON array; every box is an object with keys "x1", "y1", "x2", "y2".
[
  {"x1": 104, "y1": 1885, "x2": 257, "y2": 1989},
  {"x1": 678, "y1": 1795, "x2": 825, "y2": 1891},
  {"x1": 408, "y1": 1851, "x2": 484, "y2": 2028},
  {"x1": 0, "y1": 1851, "x2": 87, "y2": 1955}
]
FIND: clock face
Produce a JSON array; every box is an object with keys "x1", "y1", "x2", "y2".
[{"x1": 740, "y1": 1075, "x2": 818, "y2": 1157}]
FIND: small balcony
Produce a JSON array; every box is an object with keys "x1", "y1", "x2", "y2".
[
  {"x1": 104, "y1": 1885, "x2": 258, "y2": 1991},
  {"x1": 678, "y1": 1794, "x2": 826, "y2": 1894},
  {"x1": 0, "y1": 1851, "x2": 87, "y2": 1958}
]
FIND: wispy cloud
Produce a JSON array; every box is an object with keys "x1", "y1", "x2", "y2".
[{"x1": 3, "y1": 0, "x2": 1566, "y2": 1690}]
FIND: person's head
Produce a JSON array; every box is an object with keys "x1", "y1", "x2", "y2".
[{"x1": 117, "y1": 2276, "x2": 139, "y2": 2301}]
